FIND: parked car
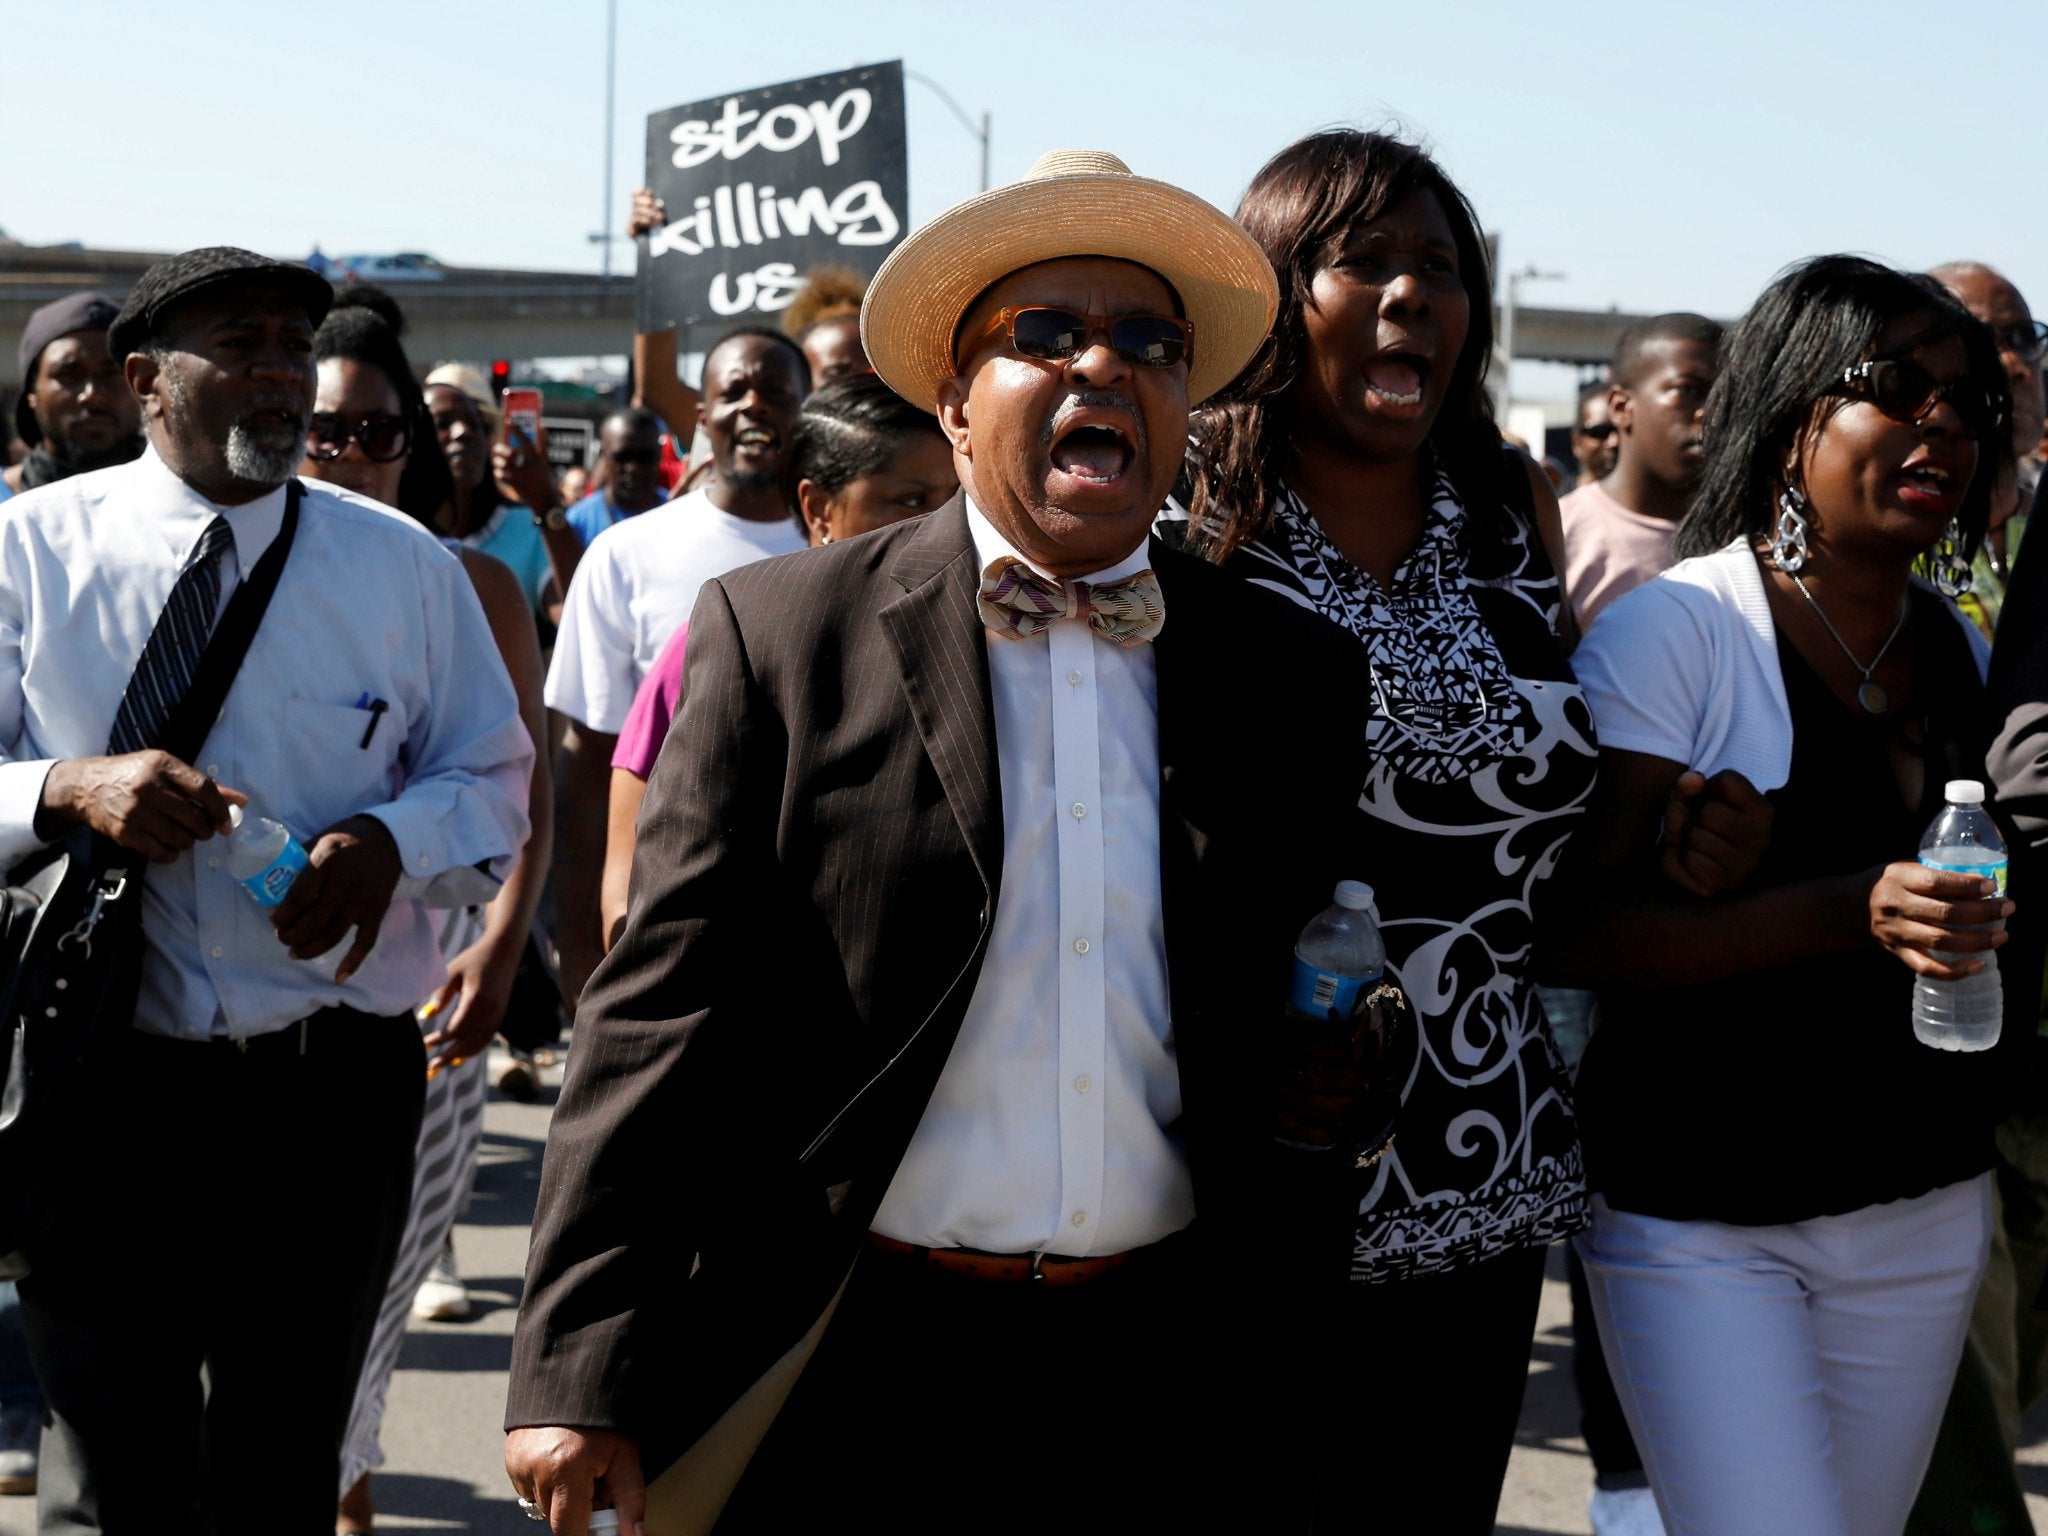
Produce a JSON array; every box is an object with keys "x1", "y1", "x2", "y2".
[{"x1": 333, "y1": 252, "x2": 446, "y2": 282}]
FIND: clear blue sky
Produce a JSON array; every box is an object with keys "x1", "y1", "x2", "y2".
[{"x1": 7, "y1": 0, "x2": 2044, "y2": 380}]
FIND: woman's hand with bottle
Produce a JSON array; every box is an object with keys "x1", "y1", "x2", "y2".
[{"x1": 1867, "y1": 863, "x2": 2013, "y2": 979}]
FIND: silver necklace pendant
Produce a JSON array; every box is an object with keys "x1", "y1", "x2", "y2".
[{"x1": 1856, "y1": 679, "x2": 1890, "y2": 715}]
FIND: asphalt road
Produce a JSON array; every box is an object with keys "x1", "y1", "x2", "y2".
[{"x1": 5, "y1": 1057, "x2": 2048, "y2": 1534}]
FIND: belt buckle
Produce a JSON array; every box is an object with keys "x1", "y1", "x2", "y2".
[{"x1": 1030, "y1": 1250, "x2": 1047, "y2": 1283}]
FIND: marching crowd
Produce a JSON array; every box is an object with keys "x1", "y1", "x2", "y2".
[{"x1": 0, "y1": 121, "x2": 2045, "y2": 1536}]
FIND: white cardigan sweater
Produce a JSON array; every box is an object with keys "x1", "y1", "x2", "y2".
[{"x1": 1573, "y1": 542, "x2": 1989, "y2": 793}]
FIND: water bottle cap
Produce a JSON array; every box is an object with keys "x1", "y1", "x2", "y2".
[
  {"x1": 1333, "y1": 880, "x2": 1375, "y2": 911},
  {"x1": 227, "y1": 804, "x2": 244, "y2": 830},
  {"x1": 1946, "y1": 779, "x2": 1987, "y2": 806}
]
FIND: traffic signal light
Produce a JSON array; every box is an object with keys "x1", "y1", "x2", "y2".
[{"x1": 490, "y1": 359, "x2": 511, "y2": 401}]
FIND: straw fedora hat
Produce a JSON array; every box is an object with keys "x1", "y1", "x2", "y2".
[{"x1": 861, "y1": 149, "x2": 1277, "y2": 411}]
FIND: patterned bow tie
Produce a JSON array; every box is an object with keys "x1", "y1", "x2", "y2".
[{"x1": 978, "y1": 556, "x2": 1166, "y2": 647}]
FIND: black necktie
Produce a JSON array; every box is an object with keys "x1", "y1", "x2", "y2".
[{"x1": 107, "y1": 517, "x2": 235, "y2": 755}]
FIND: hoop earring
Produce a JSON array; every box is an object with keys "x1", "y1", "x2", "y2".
[
  {"x1": 1932, "y1": 517, "x2": 1973, "y2": 597},
  {"x1": 1770, "y1": 486, "x2": 1809, "y2": 573}
]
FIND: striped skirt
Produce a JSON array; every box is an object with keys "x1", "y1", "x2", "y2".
[{"x1": 339, "y1": 906, "x2": 490, "y2": 1493}]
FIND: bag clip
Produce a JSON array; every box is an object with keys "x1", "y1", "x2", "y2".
[{"x1": 55, "y1": 872, "x2": 130, "y2": 958}]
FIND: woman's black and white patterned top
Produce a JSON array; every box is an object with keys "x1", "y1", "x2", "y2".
[{"x1": 1169, "y1": 459, "x2": 1593, "y2": 1281}]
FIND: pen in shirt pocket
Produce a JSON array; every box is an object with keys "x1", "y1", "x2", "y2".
[{"x1": 354, "y1": 695, "x2": 389, "y2": 749}]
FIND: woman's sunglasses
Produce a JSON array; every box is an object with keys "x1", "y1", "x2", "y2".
[
  {"x1": 1835, "y1": 359, "x2": 2006, "y2": 442},
  {"x1": 306, "y1": 410, "x2": 413, "y2": 463},
  {"x1": 970, "y1": 306, "x2": 1193, "y2": 370}
]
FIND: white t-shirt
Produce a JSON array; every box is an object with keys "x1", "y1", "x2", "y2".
[
  {"x1": 1558, "y1": 478, "x2": 1680, "y2": 632},
  {"x1": 543, "y1": 486, "x2": 807, "y2": 733}
]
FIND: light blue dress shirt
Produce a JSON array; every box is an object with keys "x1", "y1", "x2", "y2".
[{"x1": 0, "y1": 451, "x2": 533, "y2": 1040}]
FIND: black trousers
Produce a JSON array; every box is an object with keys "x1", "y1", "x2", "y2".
[
  {"x1": 1567, "y1": 1243, "x2": 1648, "y2": 1485},
  {"x1": 718, "y1": 1235, "x2": 1310, "y2": 1533},
  {"x1": 1308, "y1": 1241, "x2": 1550, "y2": 1535},
  {"x1": 19, "y1": 1009, "x2": 423, "y2": 1536}
]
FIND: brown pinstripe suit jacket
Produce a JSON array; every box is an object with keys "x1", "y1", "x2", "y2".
[{"x1": 505, "y1": 498, "x2": 1374, "y2": 1467}]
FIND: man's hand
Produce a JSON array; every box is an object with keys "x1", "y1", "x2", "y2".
[
  {"x1": 627, "y1": 187, "x2": 667, "y2": 240},
  {"x1": 38, "y1": 752, "x2": 244, "y2": 862},
  {"x1": 1661, "y1": 768, "x2": 1774, "y2": 898},
  {"x1": 506, "y1": 1425, "x2": 646, "y2": 1536},
  {"x1": 1869, "y1": 861, "x2": 2014, "y2": 979},
  {"x1": 270, "y1": 814, "x2": 404, "y2": 984},
  {"x1": 494, "y1": 429, "x2": 558, "y2": 514}
]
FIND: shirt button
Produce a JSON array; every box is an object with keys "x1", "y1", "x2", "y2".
[
  {"x1": 1070, "y1": 802, "x2": 1087, "y2": 819},
  {"x1": 417, "y1": 854, "x2": 429, "y2": 868},
  {"x1": 1073, "y1": 937, "x2": 1091, "y2": 955},
  {"x1": 210, "y1": 946, "x2": 223, "y2": 959},
  {"x1": 207, "y1": 856, "x2": 220, "y2": 869},
  {"x1": 1071, "y1": 1210, "x2": 1088, "y2": 1228},
  {"x1": 205, "y1": 764, "x2": 219, "y2": 777},
  {"x1": 1075, "y1": 1075, "x2": 1090, "y2": 1094},
  {"x1": 1067, "y1": 669, "x2": 1083, "y2": 686}
]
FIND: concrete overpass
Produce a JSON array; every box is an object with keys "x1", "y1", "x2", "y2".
[
  {"x1": 0, "y1": 240, "x2": 639, "y2": 387},
  {"x1": 0, "y1": 237, "x2": 1652, "y2": 389}
]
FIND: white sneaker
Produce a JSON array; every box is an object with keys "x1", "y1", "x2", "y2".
[
  {"x1": 1590, "y1": 1484, "x2": 1666, "y2": 1536},
  {"x1": 0, "y1": 1403, "x2": 38, "y2": 1495},
  {"x1": 411, "y1": 1237, "x2": 472, "y2": 1322}
]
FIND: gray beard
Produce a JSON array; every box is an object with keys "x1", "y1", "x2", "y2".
[
  {"x1": 224, "y1": 419, "x2": 307, "y2": 484},
  {"x1": 159, "y1": 364, "x2": 308, "y2": 487}
]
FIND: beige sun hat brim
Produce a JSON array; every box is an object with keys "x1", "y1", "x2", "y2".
[{"x1": 861, "y1": 150, "x2": 1277, "y2": 411}]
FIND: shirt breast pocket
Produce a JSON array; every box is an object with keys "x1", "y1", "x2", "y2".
[{"x1": 272, "y1": 697, "x2": 410, "y2": 839}]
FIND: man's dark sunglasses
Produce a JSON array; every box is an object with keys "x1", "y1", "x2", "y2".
[
  {"x1": 1836, "y1": 358, "x2": 2005, "y2": 441},
  {"x1": 1989, "y1": 319, "x2": 2048, "y2": 365},
  {"x1": 306, "y1": 410, "x2": 412, "y2": 463},
  {"x1": 972, "y1": 306, "x2": 1193, "y2": 370},
  {"x1": 1575, "y1": 422, "x2": 1618, "y2": 441},
  {"x1": 608, "y1": 448, "x2": 661, "y2": 466}
]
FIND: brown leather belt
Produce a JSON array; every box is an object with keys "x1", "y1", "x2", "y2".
[{"x1": 867, "y1": 1232, "x2": 1135, "y2": 1288}]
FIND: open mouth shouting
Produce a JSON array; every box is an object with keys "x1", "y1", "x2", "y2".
[
  {"x1": 732, "y1": 423, "x2": 780, "y2": 463},
  {"x1": 1362, "y1": 352, "x2": 1430, "y2": 418},
  {"x1": 1044, "y1": 396, "x2": 1143, "y2": 502},
  {"x1": 1895, "y1": 453, "x2": 1968, "y2": 520}
]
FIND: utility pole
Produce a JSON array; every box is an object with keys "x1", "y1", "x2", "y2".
[{"x1": 599, "y1": 0, "x2": 618, "y2": 281}]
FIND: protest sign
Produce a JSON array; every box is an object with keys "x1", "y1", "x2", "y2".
[{"x1": 638, "y1": 61, "x2": 908, "y2": 333}]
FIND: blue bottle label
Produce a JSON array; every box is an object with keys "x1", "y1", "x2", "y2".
[
  {"x1": 237, "y1": 839, "x2": 309, "y2": 908},
  {"x1": 1919, "y1": 853, "x2": 2009, "y2": 896},
  {"x1": 1289, "y1": 957, "x2": 1380, "y2": 1021}
]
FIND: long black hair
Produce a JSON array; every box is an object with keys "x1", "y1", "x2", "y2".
[
  {"x1": 311, "y1": 287, "x2": 454, "y2": 527},
  {"x1": 777, "y1": 373, "x2": 944, "y2": 523},
  {"x1": 1187, "y1": 129, "x2": 1499, "y2": 560},
  {"x1": 1675, "y1": 254, "x2": 2011, "y2": 562}
]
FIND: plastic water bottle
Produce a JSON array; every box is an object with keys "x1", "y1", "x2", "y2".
[
  {"x1": 225, "y1": 803, "x2": 310, "y2": 909},
  {"x1": 1280, "y1": 880, "x2": 1387, "y2": 1149},
  {"x1": 1913, "y1": 779, "x2": 2008, "y2": 1052}
]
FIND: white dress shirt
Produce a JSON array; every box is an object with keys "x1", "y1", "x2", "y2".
[
  {"x1": 544, "y1": 487, "x2": 807, "y2": 734},
  {"x1": 871, "y1": 500, "x2": 1193, "y2": 1256},
  {"x1": 0, "y1": 451, "x2": 533, "y2": 1040}
]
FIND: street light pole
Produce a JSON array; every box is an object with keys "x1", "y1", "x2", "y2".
[
  {"x1": 598, "y1": 0, "x2": 618, "y2": 281},
  {"x1": 904, "y1": 69, "x2": 991, "y2": 192},
  {"x1": 1498, "y1": 261, "x2": 1566, "y2": 415}
]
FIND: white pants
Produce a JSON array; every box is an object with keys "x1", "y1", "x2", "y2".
[{"x1": 1575, "y1": 1176, "x2": 1993, "y2": 1536}]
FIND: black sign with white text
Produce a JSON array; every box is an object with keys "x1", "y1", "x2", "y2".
[{"x1": 637, "y1": 61, "x2": 908, "y2": 333}]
